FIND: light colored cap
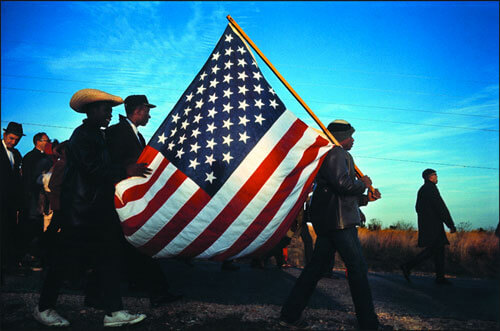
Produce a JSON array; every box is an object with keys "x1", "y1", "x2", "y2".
[{"x1": 70, "y1": 88, "x2": 123, "y2": 113}]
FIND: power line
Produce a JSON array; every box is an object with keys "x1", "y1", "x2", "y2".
[
  {"x1": 356, "y1": 155, "x2": 499, "y2": 170},
  {"x1": 3, "y1": 40, "x2": 497, "y2": 85},
  {"x1": 2, "y1": 120, "x2": 498, "y2": 171},
  {"x1": 3, "y1": 73, "x2": 497, "y2": 119},
  {"x1": 1, "y1": 59, "x2": 494, "y2": 98},
  {"x1": 347, "y1": 117, "x2": 498, "y2": 132}
]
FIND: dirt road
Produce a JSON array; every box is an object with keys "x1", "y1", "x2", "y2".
[{"x1": 1, "y1": 259, "x2": 499, "y2": 329}]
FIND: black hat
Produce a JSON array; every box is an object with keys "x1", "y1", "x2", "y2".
[
  {"x1": 124, "y1": 95, "x2": 156, "y2": 112},
  {"x1": 422, "y1": 168, "x2": 436, "y2": 180},
  {"x1": 327, "y1": 119, "x2": 355, "y2": 142},
  {"x1": 3, "y1": 122, "x2": 26, "y2": 137}
]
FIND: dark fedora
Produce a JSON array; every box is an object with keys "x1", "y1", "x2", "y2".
[
  {"x1": 3, "y1": 122, "x2": 26, "y2": 136},
  {"x1": 124, "y1": 95, "x2": 156, "y2": 112}
]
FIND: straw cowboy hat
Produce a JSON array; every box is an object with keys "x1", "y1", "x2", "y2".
[{"x1": 70, "y1": 88, "x2": 123, "y2": 113}]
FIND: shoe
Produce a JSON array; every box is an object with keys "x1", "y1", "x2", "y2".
[
  {"x1": 150, "y1": 292, "x2": 183, "y2": 308},
  {"x1": 33, "y1": 306, "x2": 70, "y2": 327},
  {"x1": 435, "y1": 278, "x2": 452, "y2": 285},
  {"x1": 103, "y1": 310, "x2": 146, "y2": 327},
  {"x1": 400, "y1": 264, "x2": 411, "y2": 283},
  {"x1": 279, "y1": 317, "x2": 308, "y2": 329}
]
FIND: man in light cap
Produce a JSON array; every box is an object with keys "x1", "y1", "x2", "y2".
[
  {"x1": 281, "y1": 119, "x2": 382, "y2": 330},
  {"x1": 34, "y1": 89, "x2": 149, "y2": 327},
  {"x1": 401, "y1": 169, "x2": 456, "y2": 285},
  {"x1": 106, "y1": 94, "x2": 182, "y2": 307},
  {"x1": 1, "y1": 122, "x2": 24, "y2": 282}
]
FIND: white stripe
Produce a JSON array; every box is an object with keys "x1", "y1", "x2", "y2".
[
  {"x1": 126, "y1": 168, "x2": 200, "y2": 247},
  {"x1": 116, "y1": 159, "x2": 177, "y2": 224},
  {"x1": 114, "y1": 151, "x2": 165, "y2": 203},
  {"x1": 154, "y1": 110, "x2": 299, "y2": 257},
  {"x1": 233, "y1": 141, "x2": 331, "y2": 259},
  {"x1": 197, "y1": 124, "x2": 323, "y2": 258}
]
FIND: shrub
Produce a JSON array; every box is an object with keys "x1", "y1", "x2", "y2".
[{"x1": 367, "y1": 218, "x2": 382, "y2": 231}]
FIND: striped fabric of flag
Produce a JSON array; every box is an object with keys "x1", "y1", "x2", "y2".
[{"x1": 115, "y1": 24, "x2": 332, "y2": 260}]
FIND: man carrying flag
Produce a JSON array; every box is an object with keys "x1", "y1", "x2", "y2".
[{"x1": 280, "y1": 120, "x2": 381, "y2": 330}]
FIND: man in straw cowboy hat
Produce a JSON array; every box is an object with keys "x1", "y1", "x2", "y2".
[
  {"x1": 33, "y1": 89, "x2": 150, "y2": 327},
  {"x1": 1, "y1": 122, "x2": 25, "y2": 283}
]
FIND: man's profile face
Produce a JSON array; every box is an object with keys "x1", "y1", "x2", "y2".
[
  {"x1": 136, "y1": 106, "x2": 151, "y2": 127},
  {"x1": 340, "y1": 136, "x2": 354, "y2": 151},
  {"x1": 3, "y1": 132, "x2": 21, "y2": 148},
  {"x1": 428, "y1": 173, "x2": 438, "y2": 184},
  {"x1": 88, "y1": 102, "x2": 113, "y2": 128}
]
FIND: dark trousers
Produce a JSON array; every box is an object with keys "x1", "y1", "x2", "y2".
[
  {"x1": 38, "y1": 225, "x2": 123, "y2": 314},
  {"x1": 404, "y1": 245, "x2": 445, "y2": 279},
  {"x1": 17, "y1": 214, "x2": 44, "y2": 262},
  {"x1": 300, "y1": 225, "x2": 314, "y2": 265},
  {"x1": 122, "y1": 241, "x2": 169, "y2": 298},
  {"x1": 281, "y1": 227, "x2": 378, "y2": 330}
]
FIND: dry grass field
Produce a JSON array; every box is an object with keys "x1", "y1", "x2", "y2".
[{"x1": 287, "y1": 226, "x2": 500, "y2": 279}]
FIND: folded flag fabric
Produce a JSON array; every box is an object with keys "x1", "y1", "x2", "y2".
[{"x1": 115, "y1": 24, "x2": 332, "y2": 260}]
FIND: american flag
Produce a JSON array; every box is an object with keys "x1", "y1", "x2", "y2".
[{"x1": 115, "y1": 24, "x2": 331, "y2": 260}]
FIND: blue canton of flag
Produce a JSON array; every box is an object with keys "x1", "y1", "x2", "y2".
[{"x1": 149, "y1": 25, "x2": 285, "y2": 196}]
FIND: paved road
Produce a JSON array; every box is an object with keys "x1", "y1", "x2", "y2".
[{"x1": 1, "y1": 259, "x2": 499, "y2": 329}]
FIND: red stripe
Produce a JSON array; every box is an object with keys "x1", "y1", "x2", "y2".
[
  {"x1": 121, "y1": 169, "x2": 188, "y2": 236},
  {"x1": 116, "y1": 158, "x2": 169, "y2": 209},
  {"x1": 213, "y1": 135, "x2": 329, "y2": 261},
  {"x1": 139, "y1": 188, "x2": 211, "y2": 256},
  {"x1": 178, "y1": 119, "x2": 308, "y2": 258},
  {"x1": 114, "y1": 146, "x2": 162, "y2": 209},
  {"x1": 247, "y1": 148, "x2": 328, "y2": 259}
]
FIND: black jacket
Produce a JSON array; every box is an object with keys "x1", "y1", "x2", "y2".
[
  {"x1": 416, "y1": 180, "x2": 455, "y2": 247},
  {"x1": 106, "y1": 115, "x2": 145, "y2": 183},
  {"x1": 1, "y1": 143, "x2": 23, "y2": 211},
  {"x1": 60, "y1": 120, "x2": 126, "y2": 229},
  {"x1": 310, "y1": 147, "x2": 367, "y2": 235},
  {"x1": 21, "y1": 148, "x2": 52, "y2": 220}
]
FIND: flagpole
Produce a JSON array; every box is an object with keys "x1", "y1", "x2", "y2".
[{"x1": 227, "y1": 15, "x2": 374, "y2": 190}]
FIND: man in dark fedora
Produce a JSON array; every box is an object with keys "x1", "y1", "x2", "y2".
[
  {"x1": 401, "y1": 168, "x2": 456, "y2": 285},
  {"x1": 280, "y1": 119, "x2": 381, "y2": 330},
  {"x1": 34, "y1": 89, "x2": 149, "y2": 328},
  {"x1": 106, "y1": 94, "x2": 182, "y2": 307},
  {"x1": 1, "y1": 122, "x2": 24, "y2": 281}
]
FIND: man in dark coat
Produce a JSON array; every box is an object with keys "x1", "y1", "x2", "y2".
[
  {"x1": 401, "y1": 168, "x2": 456, "y2": 285},
  {"x1": 19, "y1": 132, "x2": 53, "y2": 267},
  {"x1": 1, "y1": 122, "x2": 24, "y2": 281},
  {"x1": 280, "y1": 120, "x2": 381, "y2": 330},
  {"x1": 106, "y1": 94, "x2": 181, "y2": 307},
  {"x1": 33, "y1": 89, "x2": 149, "y2": 328}
]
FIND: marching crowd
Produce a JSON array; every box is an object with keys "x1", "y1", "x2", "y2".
[{"x1": 1, "y1": 88, "x2": 461, "y2": 329}]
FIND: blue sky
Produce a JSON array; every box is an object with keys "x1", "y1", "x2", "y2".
[{"x1": 2, "y1": 1, "x2": 498, "y2": 229}]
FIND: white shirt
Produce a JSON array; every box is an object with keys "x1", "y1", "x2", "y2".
[{"x1": 2, "y1": 139, "x2": 15, "y2": 168}]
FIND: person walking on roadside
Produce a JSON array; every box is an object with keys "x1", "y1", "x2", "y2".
[
  {"x1": 18, "y1": 132, "x2": 53, "y2": 270},
  {"x1": 1, "y1": 122, "x2": 24, "y2": 282},
  {"x1": 401, "y1": 168, "x2": 457, "y2": 285},
  {"x1": 105, "y1": 94, "x2": 182, "y2": 307},
  {"x1": 33, "y1": 89, "x2": 149, "y2": 328},
  {"x1": 280, "y1": 119, "x2": 381, "y2": 330}
]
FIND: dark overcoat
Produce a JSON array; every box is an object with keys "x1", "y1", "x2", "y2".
[
  {"x1": 1, "y1": 143, "x2": 23, "y2": 266},
  {"x1": 60, "y1": 120, "x2": 126, "y2": 230},
  {"x1": 21, "y1": 148, "x2": 52, "y2": 220},
  {"x1": 105, "y1": 115, "x2": 145, "y2": 183},
  {"x1": 416, "y1": 180, "x2": 455, "y2": 247}
]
